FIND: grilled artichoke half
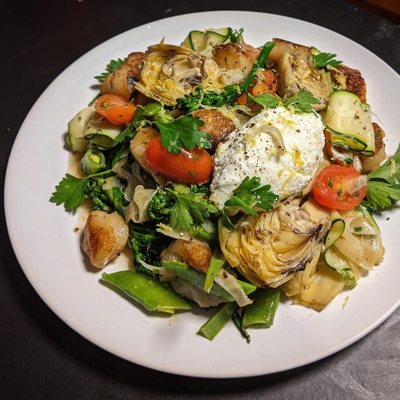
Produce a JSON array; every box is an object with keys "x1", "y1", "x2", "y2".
[
  {"x1": 282, "y1": 207, "x2": 384, "y2": 311},
  {"x1": 219, "y1": 199, "x2": 330, "y2": 287},
  {"x1": 134, "y1": 44, "x2": 222, "y2": 106},
  {"x1": 278, "y1": 45, "x2": 332, "y2": 111}
]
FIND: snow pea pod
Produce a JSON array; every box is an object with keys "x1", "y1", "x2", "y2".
[
  {"x1": 102, "y1": 270, "x2": 191, "y2": 314},
  {"x1": 162, "y1": 260, "x2": 256, "y2": 301},
  {"x1": 199, "y1": 302, "x2": 238, "y2": 341},
  {"x1": 242, "y1": 288, "x2": 280, "y2": 328},
  {"x1": 204, "y1": 249, "x2": 225, "y2": 293}
]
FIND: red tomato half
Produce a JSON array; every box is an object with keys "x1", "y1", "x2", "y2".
[
  {"x1": 95, "y1": 94, "x2": 135, "y2": 126},
  {"x1": 145, "y1": 136, "x2": 213, "y2": 184},
  {"x1": 312, "y1": 165, "x2": 366, "y2": 210}
]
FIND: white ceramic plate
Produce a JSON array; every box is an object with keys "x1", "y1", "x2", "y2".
[{"x1": 5, "y1": 11, "x2": 400, "y2": 378}]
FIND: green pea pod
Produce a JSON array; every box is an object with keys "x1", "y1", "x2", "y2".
[
  {"x1": 199, "y1": 302, "x2": 238, "y2": 341},
  {"x1": 162, "y1": 261, "x2": 256, "y2": 301},
  {"x1": 80, "y1": 148, "x2": 106, "y2": 175},
  {"x1": 143, "y1": 102, "x2": 162, "y2": 116},
  {"x1": 242, "y1": 288, "x2": 280, "y2": 328},
  {"x1": 102, "y1": 270, "x2": 191, "y2": 314},
  {"x1": 204, "y1": 249, "x2": 225, "y2": 293}
]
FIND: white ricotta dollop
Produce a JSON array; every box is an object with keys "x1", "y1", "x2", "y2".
[{"x1": 210, "y1": 106, "x2": 325, "y2": 209}]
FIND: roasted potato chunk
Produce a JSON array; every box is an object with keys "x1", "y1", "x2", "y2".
[
  {"x1": 100, "y1": 52, "x2": 145, "y2": 99},
  {"x1": 192, "y1": 109, "x2": 235, "y2": 150},
  {"x1": 330, "y1": 65, "x2": 367, "y2": 102},
  {"x1": 213, "y1": 43, "x2": 256, "y2": 84},
  {"x1": 125, "y1": 51, "x2": 145, "y2": 80},
  {"x1": 129, "y1": 127, "x2": 166, "y2": 185},
  {"x1": 82, "y1": 211, "x2": 129, "y2": 268},
  {"x1": 162, "y1": 239, "x2": 212, "y2": 273},
  {"x1": 269, "y1": 38, "x2": 311, "y2": 65}
]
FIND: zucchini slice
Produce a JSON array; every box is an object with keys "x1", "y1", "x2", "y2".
[
  {"x1": 323, "y1": 246, "x2": 356, "y2": 287},
  {"x1": 189, "y1": 30, "x2": 205, "y2": 51},
  {"x1": 181, "y1": 28, "x2": 231, "y2": 53},
  {"x1": 323, "y1": 218, "x2": 356, "y2": 286},
  {"x1": 323, "y1": 90, "x2": 375, "y2": 156},
  {"x1": 84, "y1": 119, "x2": 122, "y2": 149},
  {"x1": 66, "y1": 106, "x2": 94, "y2": 152},
  {"x1": 210, "y1": 27, "x2": 232, "y2": 37},
  {"x1": 324, "y1": 218, "x2": 345, "y2": 249}
]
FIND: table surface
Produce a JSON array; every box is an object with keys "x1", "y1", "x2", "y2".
[{"x1": 1, "y1": 0, "x2": 399, "y2": 398}]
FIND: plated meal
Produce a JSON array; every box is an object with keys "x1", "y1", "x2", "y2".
[{"x1": 50, "y1": 26, "x2": 399, "y2": 342}]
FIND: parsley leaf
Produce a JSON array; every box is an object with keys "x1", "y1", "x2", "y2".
[
  {"x1": 365, "y1": 144, "x2": 400, "y2": 211},
  {"x1": 147, "y1": 185, "x2": 218, "y2": 231},
  {"x1": 50, "y1": 168, "x2": 116, "y2": 212},
  {"x1": 248, "y1": 92, "x2": 280, "y2": 109},
  {"x1": 155, "y1": 115, "x2": 211, "y2": 154},
  {"x1": 94, "y1": 58, "x2": 125, "y2": 82},
  {"x1": 313, "y1": 52, "x2": 342, "y2": 69},
  {"x1": 223, "y1": 177, "x2": 278, "y2": 229},
  {"x1": 283, "y1": 89, "x2": 319, "y2": 113},
  {"x1": 50, "y1": 174, "x2": 87, "y2": 211},
  {"x1": 169, "y1": 186, "x2": 218, "y2": 231}
]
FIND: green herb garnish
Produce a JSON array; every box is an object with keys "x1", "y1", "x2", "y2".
[
  {"x1": 313, "y1": 52, "x2": 342, "y2": 69},
  {"x1": 283, "y1": 89, "x2": 319, "y2": 113},
  {"x1": 155, "y1": 115, "x2": 211, "y2": 154},
  {"x1": 49, "y1": 169, "x2": 116, "y2": 212},
  {"x1": 248, "y1": 92, "x2": 280, "y2": 109},
  {"x1": 94, "y1": 58, "x2": 125, "y2": 82},
  {"x1": 223, "y1": 176, "x2": 278, "y2": 229},
  {"x1": 364, "y1": 144, "x2": 400, "y2": 212},
  {"x1": 147, "y1": 184, "x2": 218, "y2": 232},
  {"x1": 50, "y1": 174, "x2": 87, "y2": 211}
]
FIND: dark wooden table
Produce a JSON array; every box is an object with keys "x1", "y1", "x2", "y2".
[{"x1": 1, "y1": 1, "x2": 399, "y2": 399}]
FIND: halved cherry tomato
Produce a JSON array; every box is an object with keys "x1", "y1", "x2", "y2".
[
  {"x1": 95, "y1": 94, "x2": 135, "y2": 126},
  {"x1": 312, "y1": 165, "x2": 366, "y2": 210},
  {"x1": 145, "y1": 136, "x2": 213, "y2": 184}
]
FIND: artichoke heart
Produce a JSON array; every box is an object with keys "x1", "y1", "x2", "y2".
[
  {"x1": 278, "y1": 46, "x2": 332, "y2": 110},
  {"x1": 219, "y1": 200, "x2": 330, "y2": 287},
  {"x1": 134, "y1": 44, "x2": 222, "y2": 106}
]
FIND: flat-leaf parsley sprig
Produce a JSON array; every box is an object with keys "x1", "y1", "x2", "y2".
[
  {"x1": 50, "y1": 169, "x2": 113, "y2": 212},
  {"x1": 147, "y1": 184, "x2": 219, "y2": 232},
  {"x1": 364, "y1": 144, "x2": 400, "y2": 212},
  {"x1": 283, "y1": 89, "x2": 319, "y2": 114},
  {"x1": 313, "y1": 52, "x2": 342, "y2": 69},
  {"x1": 154, "y1": 115, "x2": 212, "y2": 154},
  {"x1": 94, "y1": 58, "x2": 125, "y2": 82},
  {"x1": 222, "y1": 176, "x2": 279, "y2": 230}
]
